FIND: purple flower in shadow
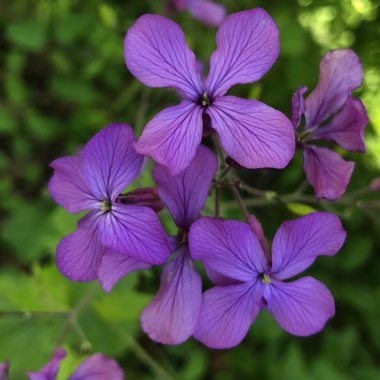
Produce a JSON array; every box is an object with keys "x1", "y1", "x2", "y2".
[
  {"x1": 293, "y1": 49, "x2": 368, "y2": 200},
  {"x1": 0, "y1": 361, "x2": 9, "y2": 380},
  {"x1": 99, "y1": 145, "x2": 217, "y2": 344},
  {"x1": 48, "y1": 123, "x2": 171, "y2": 282},
  {"x1": 26, "y1": 348, "x2": 124, "y2": 380},
  {"x1": 189, "y1": 212, "x2": 346, "y2": 349},
  {"x1": 124, "y1": 8, "x2": 295, "y2": 175},
  {"x1": 169, "y1": 0, "x2": 225, "y2": 27}
]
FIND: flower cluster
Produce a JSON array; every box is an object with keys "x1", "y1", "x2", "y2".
[
  {"x1": 48, "y1": 7, "x2": 368, "y2": 350},
  {"x1": 1, "y1": 348, "x2": 124, "y2": 380}
]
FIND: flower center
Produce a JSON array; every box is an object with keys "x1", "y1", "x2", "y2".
[
  {"x1": 200, "y1": 92, "x2": 211, "y2": 107},
  {"x1": 100, "y1": 199, "x2": 112, "y2": 213},
  {"x1": 259, "y1": 273, "x2": 271, "y2": 284}
]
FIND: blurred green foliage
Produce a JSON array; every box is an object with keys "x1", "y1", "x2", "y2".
[{"x1": 0, "y1": 0, "x2": 380, "y2": 379}]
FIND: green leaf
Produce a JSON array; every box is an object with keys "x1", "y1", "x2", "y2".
[{"x1": 6, "y1": 21, "x2": 47, "y2": 51}]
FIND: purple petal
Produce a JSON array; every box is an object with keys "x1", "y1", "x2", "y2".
[
  {"x1": 56, "y1": 213, "x2": 104, "y2": 282},
  {"x1": 207, "y1": 96, "x2": 295, "y2": 169},
  {"x1": 189, "y1": 217, "x2": 266, "y2": 282},
  {"x1": 140, "y1": 247, "x2": 202, "y2": 344},
  {"x1": 98, "y1": 204, "x2": 170, "y2": 265},
  {"x1": 98, "y1": 250, "x2": 151, "y2": 293},
  {"x1": 271, "y1": 212, "x2": 346, "y2": 280},
  {"x1": 0, "y1": 361, "x2": 9, "y2": 380},
  {"x1": 266, "y1": 277, "x2": 335, "y2": 336},
  {"x1": 311, "y1": 96, "x2": 368, "y2": 152},
  {"x1": 81, "y1": 123, "x2": 143, "y2": 202},
  {"x1": 69, "y1": 353, "x2": 124, "y2": 380},
  {"x1": 187, "y1": 0, "x2": 225, "y2": 27},
  {"x1": 291, "y1": 86, "x2": 308, "y2": 128},
  {"x1": 134, "y1": 100, "x2": 203, "y2": 175},
  {"x1": 206, "y1": 8, "x2": 279, "y2": 97},
  {"x1": 303, "y1": 145, "x2": 355, "y2": 200},
  {"x1": 48, "y1": 156, "x2": 95, "y2": 213},
  {"x1": 193, "y1": 282, "x2": 263, "y2": 349},
  {"x1": 124, "y1": 14, "x2": 202, "y2": 100},
  {"x1": 153, "y1": 145, "x2": 217, "y2": 228},
  {"x1": 171, "y1": 0, "x2": 187, "y2": 10},
  {"x1": 204, "y1": 265, "x2": 240, "y2": 286},
  {"x1": 26, "y1": 348, "x2": 66, "y2": 380},
  {"x1": 305, "y1": 49, "x2": 363, "y2": 128}
]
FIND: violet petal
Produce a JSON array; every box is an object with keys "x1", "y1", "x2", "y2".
[
  {"x1": 271, "y1": 212, "x2": 346, "y2": 280},
  {"x1": 124, "y1": 14, "x2": 202, "y2": 101},
  {"x1": 153, "y1": 145, "x2": 217, "y2": 229},
  {"x1": 303, "y1": 145, "x2": 355, "y2": 201},
  {"x1": 206, "y1": 8, "x2": 280, "y2": 97},
  {"x1": 207, "y1": 96, "x2": 295, "y2": 169},
  {"x1": 140, "y1": 247, "x2": 202, "y2": 344},
  {"x1": 266, "y1": 277, "x2": 335, "y2": 336}
]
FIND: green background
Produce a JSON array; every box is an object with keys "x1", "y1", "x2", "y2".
[{"x1": 0, "y1": 0, "x2": 380, "y2": 378}]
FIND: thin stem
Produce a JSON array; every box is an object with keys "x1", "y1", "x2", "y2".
[
  {"x1": 113, "y1": 326, "x2": 174, "y2": 380},
  {"x1": 230, "y1": 185, "x2": 249, "y2": 219},
  {"x1": 215, "y1": 185, "x2": 220, "y2": 217}
]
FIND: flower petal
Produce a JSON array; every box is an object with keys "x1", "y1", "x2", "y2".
[
  {"x1": 98, "y1": 250, "x2": 151, "y2": 293},
  {"x1": 98, "y1": 204, "x2": 170, "y2": 265},
  {"x1": 187, "y1": 0, "x2": 225, "y2": 27},
  {"x1": 124, "y1": 14, "x2": 202, "y2": 100},
  {"x1": 305, "y1": 49, "x2": 363, "y2": 128},
  {"x1": 206, "y1": 8, "x2": 279, "y2": 97},
  {"x1": 207, "y1": 96, "x2": 295, "y2": 169},
  {"x1": 134, "y1": 100, "x2": 203, "y2": 175},
  {"x1": 141, "y1": 247, "x2": 202, "y2": 344},
  {"x1": 271, "y1": 212, "x2": 346, "y2": 280},
  {"x1": 48, "y1": 156, "x2": 95, "y2": 213},
  {"x1": 193, "y1": 282, "x2": 263, "y2": 349},
  {"x1": 56, "y1": 213, "x2": 104, "y2": 281},
  {"x1": 303, "y1": 145, "x2": 355, "y2": 201},
  {"x1": 26, "y1": 348, "x2": 66, "y2": 380},
  {"x1": 69, "y1": 353, "x2": 124, "y2": 380},
  {"x1": 311, "y1": 96, "x2": 368, "y2": 152},
  {"x1": 81, "y1": 123, "x2": 143, "y2": 202},
  {"x1": 153, "y1": 145, "x2": 217, "y2": 228},
  {"x1": 189, "y1": 217, "x2": 266, "y2": 282},
  {"x1": 291, "y1": 86, "x2": 308, "y2": 128},
  {"x1": 266, "y1": 277, "x2": 335, "y2": 336}
]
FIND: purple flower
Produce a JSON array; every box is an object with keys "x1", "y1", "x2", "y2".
[
  {"x1": 124, "y1": 9, "x2": 295, "y2": 175},
  {"x1": 370, "y1": 177, "x2": 380, "y2": 192},
  {"x1": 48, "y1": 123, "x2": 171, "y2": 282},
  {"x1": 99, "y1": 145, "x2": 217, "y2": 344},
  {"x1": 293, "y1": 49, "x2": 368, "y2": 200},
  {"x1": 0, "y1": 361, "x2": 9, "y2": 380},
  {"x1": 169, "y1": 0, "x2": 225, "y2": 27},
  {"x1": 26, "y1": 348, "x2": 124, "y2": 380},
  {"x1": 189, "y1": 212, "x2": 346, "y2": 349}
]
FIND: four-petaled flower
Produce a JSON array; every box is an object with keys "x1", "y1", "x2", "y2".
[
  {"x1": 26, "y1": 348, "x2": 124, "y2": 380},
  {"x1": 168, "y1": 0, "x2": 225, "y2": 27},
  {"x1": 292, "y1": 49, "x2": 368, "y2": 200},
  {"x1": 189, "y1": 212, "x2": 346, "y2": 349},
  {"x1": 48, "y1": 123, "x2": 171, "y2": 282},
  {"x1": 125, "y1": 8, "x2": 295, "y2": 175}
]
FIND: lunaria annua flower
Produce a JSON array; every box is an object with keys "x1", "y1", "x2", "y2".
[
  {"x1": 292, "y1": 49, "x2": 368, "y2": 200},
  {"x1": 168, "y1": 0, "x2": 225, "y2": 27},
  {"x1": 0, "y1": 361, "x2": 9, "y2": 380},
  {"x1": 189, "y1": 212, "x2": 346, "y2": 349},
  {"x1": 48, "y1": 123, "x2": 171, "y2": 282},
  {"x1": 99, "y1": 145, "x2": 217, "y2": 344},
  {"x1": 26, "y1": 347, "x2": 124, "y2": 380},
  {"x1": 124, "y1": 8, "x2": 295, "y2": 175}
]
